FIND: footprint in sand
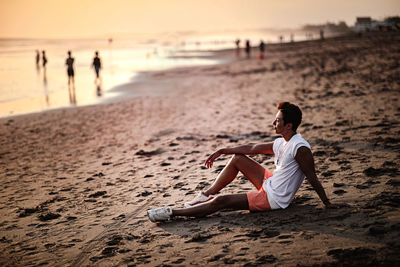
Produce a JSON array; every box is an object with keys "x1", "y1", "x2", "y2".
[
  {"x1": 88, "y1": 191, "x2": 107, "y2": 198},
  {"x1": 333, "y1": 182, "x2": 345, "y2": 187},
  {"x1": 38, "y1": 212, "x2": 61, "y2": 221},
  {"x1": 256, "y1": 254, "x2": 278, "y2": 264},
  {"x1": 333, "y1": 189, "x2": 346, "y2": 195},
  {"x1": 136, "y1": 191, "x2": 152, "y2": 197}
]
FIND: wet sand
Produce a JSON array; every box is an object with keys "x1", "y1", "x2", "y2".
[{"x1": 0, "y1": 33, "x2": 399, "y2": 266}]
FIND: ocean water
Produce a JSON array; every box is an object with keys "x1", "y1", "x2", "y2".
[
  {"x1": 0, "y1": 30, "x2": 304, "y2": 118},
  {"x1": 0, "y1": 38, "x2": 223, "y2": 118}
]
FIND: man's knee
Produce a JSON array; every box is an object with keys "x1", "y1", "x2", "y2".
[{"x1": 231, "y1": 154, "x2": 248, "y2": 164}]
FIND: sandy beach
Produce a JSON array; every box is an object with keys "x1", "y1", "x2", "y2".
[{"x1": 0, "y1": 33, "x2": 399, "y2": 266}]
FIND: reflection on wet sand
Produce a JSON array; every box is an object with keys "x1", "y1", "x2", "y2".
[
  {"x1": 96, "y1": 84, "x2": 102, "y2": 97},
  {"x1": 95, "y1": 76, "x2": 103, "y2": 97},
  {"x1": 68, "y1": 81, "x2": 77, "y2": 105},
  {"x1": 93, "y1": 51, "x2": 103, "y2": 97},
  {"x1": 36, "y1": 64, "x2": 41, "y2": 75},
  {"x1": 42, "y1": 67, "x2": 50, "y2": 107}
]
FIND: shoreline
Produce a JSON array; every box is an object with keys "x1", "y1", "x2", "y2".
[
  {"x1": 0, "y1": 42, "x2": 224, "y2": 120},
  {"x1": 0, "y1": 33, "x2": 399, "y2": 266},
  {"x1": 0, "y1": 32, "x2": 356, "y2": 120}
]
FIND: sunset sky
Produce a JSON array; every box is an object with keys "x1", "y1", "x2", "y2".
[{"x1": 1, "y1": 0, "x2": 399, "y2": 38}]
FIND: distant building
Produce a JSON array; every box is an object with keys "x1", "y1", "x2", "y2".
[
  {"x1": 385, "y1": 16, "x2": 400, "y2": 30},
  {"x1": 353, "y1": 16, "x2": 400, "y2": 32},
  {"x1": 354, "y1": 17, "x2": 372, "y2": 32}
]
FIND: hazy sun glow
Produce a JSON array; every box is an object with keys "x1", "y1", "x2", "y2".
[{"x1": 1, "y1": 0, "x2": 399, "y2": 38}]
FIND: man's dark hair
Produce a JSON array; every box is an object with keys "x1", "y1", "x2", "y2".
[{"x1": 277, "y1": 102, "x2": 302, "y2": 132}]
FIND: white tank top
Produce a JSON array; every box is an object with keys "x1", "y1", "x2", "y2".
[{"x1": 263, "y1": 133, "x2": 311, "y2": 208}]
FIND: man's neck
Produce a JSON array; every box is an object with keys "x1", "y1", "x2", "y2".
[{"x1": 282, "y1": 131, "x2": 296, "y2": 142}]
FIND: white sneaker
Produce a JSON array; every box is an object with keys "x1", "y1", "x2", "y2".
[
  {"x1": 147, "y1": 206, "x2": 173, "y2": 222},
  {"x1": 184, "y1": 192, "x2": 215, "y2": 208}
]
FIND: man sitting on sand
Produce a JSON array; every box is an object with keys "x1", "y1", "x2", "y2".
[{"x1": 147, "y1": 102, "x2": 338, "y2": 222}]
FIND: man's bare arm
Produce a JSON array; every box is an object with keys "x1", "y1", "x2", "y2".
[
  {"x1": 295, "y1": 146, "x2": 332, "y2": 207},
  {"x1": 220, "y1": 143, "x2": 274, "y2": 155},
  {"x1": 205, "y1": 142, "x2": 274, "y2": 168}
]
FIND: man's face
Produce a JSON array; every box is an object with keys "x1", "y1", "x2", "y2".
[{"x1": 272, "y1": 111, "x2": 285, "y2": 134}]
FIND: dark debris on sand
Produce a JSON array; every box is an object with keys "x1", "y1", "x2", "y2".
[{"x1": 38, "y1": 212, "x2": 61, "y2": 221}]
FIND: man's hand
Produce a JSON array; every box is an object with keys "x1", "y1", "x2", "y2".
[
  {"x1": 205, "y1": 143, "x2": 274, "y2": 168},
  {"x1": 205, "y1": 150, "x2": 222, "y2": 168}
]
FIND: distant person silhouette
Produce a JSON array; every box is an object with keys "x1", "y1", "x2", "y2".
[
  {"x1": 235, "y1": 39, "x2": 240, "y2": 57},
  {"x1": 245, "y1": 40, "x2": 251, "y2": 58},
  {"x1": 258, "y1": 40, "x2": 265, "y2": 60},
  {"x1": 65, "y1": 51, "x2": 76, "y2": 104},
  {"x1": 35, "y1": 50, "x2": 40, "y2": 67},
  {"x1": 66, "y1": 50, "x2": 75, "y2": 85},
  {"x1": 320, "y1": 29, "x2": 325, "y2": 40},
  {"x1": 92, "y1": 51, "x2": 102, "y2": 82},
  {"x1": 42, "y1": 50, "x2": 47, "y2": 68}
]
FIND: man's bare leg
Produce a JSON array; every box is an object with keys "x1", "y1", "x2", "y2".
[
  {"x1": 203, "y1": 154, "x2": 265, "y2": 196},
  {"x1": 173, "y1": 194, "x2": 248, "y2": 217}
]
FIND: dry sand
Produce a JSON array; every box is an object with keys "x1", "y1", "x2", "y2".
[{"x1": 0, "y1": 33, "x2": 399, "y2": 266}]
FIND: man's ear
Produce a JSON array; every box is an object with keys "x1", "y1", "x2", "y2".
[{"x1": 285, "y1": 122, "x2": 293, "y2": 131}]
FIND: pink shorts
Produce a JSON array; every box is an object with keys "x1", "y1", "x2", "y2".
[{"x1": 247, "y1": 169, "x2": 273, "y2": 211}]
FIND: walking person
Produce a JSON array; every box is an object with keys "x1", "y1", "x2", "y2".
[
  {"x1": 258, "y1": 40, "x2": 265, "y2": 60},
  {"x1": 66, "y1": 50, "x2": 75, "y2": 85},
  {"x1": 235, "y1": 39, "x2": 241, "y2": 57},
  {"x1": 65, "y1": 51, "x2": 76, "y2": 104},
  {"x1": 245, "y1": 39, "x2": 251, "y2": 58},
  {"x1": 92, "y1": 51, "x2": 102, "y2": 83},
  {"x1": 42, "y1": 50, "x2": 47, "y2": 68},
  {"x1": 35, "y1": 50, "x2": 40, "y2": 67}
]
